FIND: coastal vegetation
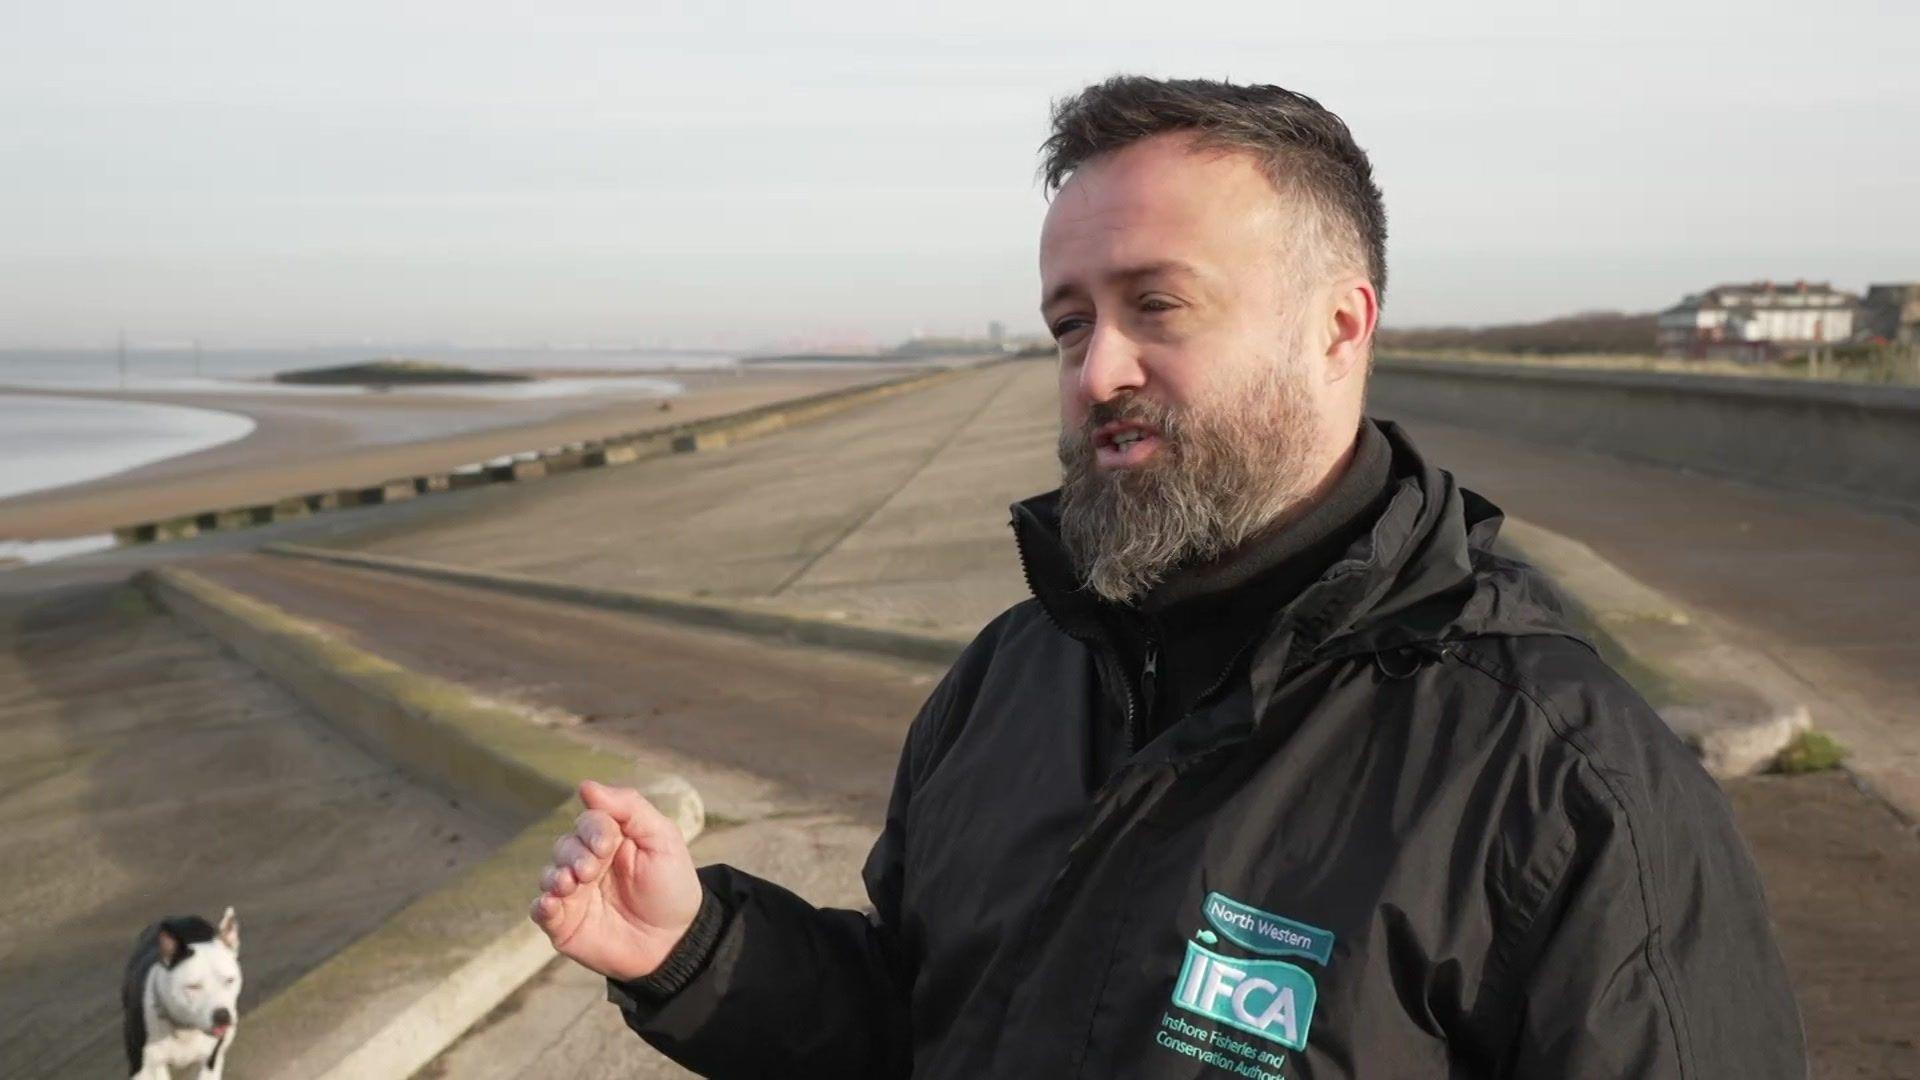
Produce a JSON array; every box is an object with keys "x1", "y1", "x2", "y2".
[
  {"x1": 1380, "y1": 311, "x2": 1920, "y2": 386},
  {"x1": 1379, "y1": 311, "x2": 1659, "y2": 355}
]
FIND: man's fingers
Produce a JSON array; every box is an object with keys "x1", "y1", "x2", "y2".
[
  {"x1": 542, "y1": 863, "x2": 578, "y2": 896},
  {"x1": 573, "y1": 810, "x2": 621, "y2": 857},
  {"x1": 551, "y1": 833, "x2": 607, "y2": 886},
  {"x1": 578, "y1": 779, "x2": 650, "y2": 822},
  {"x1": 529, "y1": 893, "x2": 562, "y2": 930},
  {"x1": 578, "y1": 780, "x2": 676, "y2": 846}
]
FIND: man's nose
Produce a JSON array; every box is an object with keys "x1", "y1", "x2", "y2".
[{"x1": 1077, "y1": 323, "x2": 1148, "y2": 404}]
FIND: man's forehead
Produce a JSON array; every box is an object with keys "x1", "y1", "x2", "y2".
[
  {"x1": 1038, "y1": 193, "x2": 1223, "y2": 301},
  {"x1": 1042, "y1": 153, "x2": 1226, "y2": 245},
  {"x1": 1039, "y1": 136, "x2": 1285, "y2": 290}
]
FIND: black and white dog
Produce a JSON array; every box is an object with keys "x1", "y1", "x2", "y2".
[{"x1": 122, "y1": 907, "x2": 242, "y2": 1078}]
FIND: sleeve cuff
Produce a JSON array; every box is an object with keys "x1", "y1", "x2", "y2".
[{"x1": 606, "y1": 883, "x2": 730, "y2": 1010}]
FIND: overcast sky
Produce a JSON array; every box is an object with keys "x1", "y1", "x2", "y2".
[{"x1": 2, "y1": 1, "x2": 1914, "y2": 349}]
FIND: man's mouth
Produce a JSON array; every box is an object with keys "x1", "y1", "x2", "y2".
[{"x1": 1094, "y1": 421, "x2": 1163, "y2": 467}]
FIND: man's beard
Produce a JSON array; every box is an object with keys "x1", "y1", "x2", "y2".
[{"x1": 1056, "y1": 359, "x2": 1320, "y2": 604}]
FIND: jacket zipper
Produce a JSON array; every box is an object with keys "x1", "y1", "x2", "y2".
[
  {"x1": 1010, "y1": 510, "x2": 1152, "y2": 758},
  {"x1": 1133, "y1": 638, "x2": 1159, "y2": 753}
]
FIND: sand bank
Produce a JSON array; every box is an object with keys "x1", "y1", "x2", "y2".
[{"x1": 0, "y1": 368, "x2": 886, "y2": 541}]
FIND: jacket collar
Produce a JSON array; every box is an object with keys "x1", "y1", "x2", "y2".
[{"x1": 1009, "y1": 419, "x2": 1585, "y2": 712}]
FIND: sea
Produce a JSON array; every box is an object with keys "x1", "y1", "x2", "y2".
[
  {"x1": 0, "y1": 394, "x2": 258, "y2": 502},
  {"x1": 0, "y1": 346, "x2": 736, "y2": 564},
  {"x1": 0, "y1": 344, "x2": 740, "y2": 391}
]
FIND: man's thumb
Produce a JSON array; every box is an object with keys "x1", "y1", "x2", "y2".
[{"x1": 578, "y1": 779, "x2": 664, "y2": 831}]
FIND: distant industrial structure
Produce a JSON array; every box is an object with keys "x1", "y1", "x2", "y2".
[{"x1": 1657, "y1": 280, "x2": 1920, "y2": 362}]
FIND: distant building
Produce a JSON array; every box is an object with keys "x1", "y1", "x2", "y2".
[
  {"x1": 1860, "y1": 283, "x2": 1920, "y2": 346},
  {"x1": 1657, "y1": 280, "x2": 1856, "y2": 362}
]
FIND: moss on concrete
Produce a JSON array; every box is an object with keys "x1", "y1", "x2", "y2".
[
  {"x1": 108, "y1": 585, "x2": 157, "y2": 619},
  {"x1": 1773, "y1": 729, "x2": 1847, "y2": 774}
]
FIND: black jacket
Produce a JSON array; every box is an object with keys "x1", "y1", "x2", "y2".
[{"x1": 613, "y1": 421, "x2": 1806, "y2": 1078}]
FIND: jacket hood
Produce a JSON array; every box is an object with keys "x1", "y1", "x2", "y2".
[{"x1": 1010, "y1": 419, "x2": 1586, "y2": 708}]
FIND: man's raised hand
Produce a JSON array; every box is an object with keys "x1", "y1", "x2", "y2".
[{"x1": 530, "y1": 779, "x2": 704, "y2": 982}]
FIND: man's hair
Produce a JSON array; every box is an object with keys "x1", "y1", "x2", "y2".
[{"x1": 1040, "y1": 76, "x2": 1387, "y2": 304}]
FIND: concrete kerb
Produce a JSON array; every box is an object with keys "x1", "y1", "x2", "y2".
[
  {"x1": 100, "y1": 362, "x2": 987, "y2": 552},
  {"x1": 1495, "y1": 519, "x2": 1811, "y2": 777},
  {"x1": 138, "y1": 565, "x2": 704, "y2": 1080}
]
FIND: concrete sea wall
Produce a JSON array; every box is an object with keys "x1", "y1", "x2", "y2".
[{"x1": 1371, "y1": 357, "x2": 1920, "y2": 514}]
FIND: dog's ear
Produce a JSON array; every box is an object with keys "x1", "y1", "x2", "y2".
[
  {"x1": 158, "y1": 927, "x2": 181, "y2": 968},
  {"x1": 218, "y1": 907, "x2": 240, "y2": 955}
]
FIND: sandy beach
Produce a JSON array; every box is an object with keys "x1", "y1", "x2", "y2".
[{"x1": 0, "y1": 367, "x2": 897, "y2": 542}]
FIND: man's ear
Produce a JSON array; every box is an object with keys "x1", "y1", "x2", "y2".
[
  {"x1": 218, "y1": 907, "x2": 240, "y2": 956},
  {"x1": 158, "y1": 928, "x2": 181, "y2": 968},
  {"x1": 1323, "y1": 277, "x2": 1379, "y2": 386}
]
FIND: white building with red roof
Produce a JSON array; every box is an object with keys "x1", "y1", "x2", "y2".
[{"x1": 1657, "y1": 281, "x2": 1857, "y2": 362}]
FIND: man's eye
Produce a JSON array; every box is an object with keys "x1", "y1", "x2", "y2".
[
  {"x1": 1140, "y1": 297, "x2": 1178, "y2": 313},
  {"x1": 1050, "y1": 318, "x2": 1090, "y2": 341}
]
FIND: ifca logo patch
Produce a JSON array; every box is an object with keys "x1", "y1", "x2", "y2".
[
  {"x1": 1158, "y1": 892, "x2": 1334, "y2": 1058},
  {"x1": 1172, "y1": 940, "x2": 1318, "y2": 1051}
]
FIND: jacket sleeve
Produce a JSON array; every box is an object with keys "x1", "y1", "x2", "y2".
[
  {"x1": 1496, "y1": 699, "x2": 1808, "y2": 1078},
  {"x1": 603, "y1": 668, "x2": 957, "y2": 1078}
]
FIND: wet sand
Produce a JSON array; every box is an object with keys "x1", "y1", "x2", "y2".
[{"x1": 0, "y1": 368, "x2": 890, "y2": 541}]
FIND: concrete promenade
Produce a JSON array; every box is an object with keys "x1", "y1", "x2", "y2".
[
  {"x1": 334, "y1": 358, "x2": 1057, "y2": 636},
  {"x1": 341, "y1": 356, "x2": 1920, "y2": 817}
]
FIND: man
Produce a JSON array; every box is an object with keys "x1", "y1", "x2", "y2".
[{"x1": 532, "y1": 76, "x2": 1806, "y2": 1078}]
